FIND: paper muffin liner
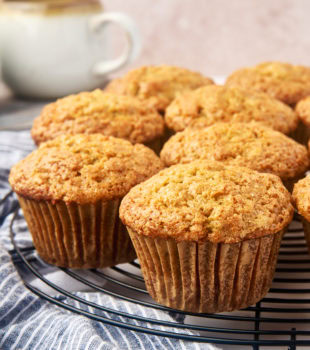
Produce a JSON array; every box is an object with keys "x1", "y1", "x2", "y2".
[
  {"x1": 301, "y1": 218, "x2": 310, "y2": 254},
  {"x1": 163, "y1": 127, "x2": 175, "y2": 141},
  {"x1": 145, "y1": 138, "x2": 163, "y2": 155},
  {"x1": 283, "y1": 173, "x2": 307, "y2": 193},
  {"x1": 127, "y1": 228, "x2": 284, "y2": 313},
  {"x1": 145, "y1": 127, "x2": 175, "y2": 155},
  {"x1": 290, "y1": 121, "x2": 310, "y2": 146},
  {"x1": 18, "y1": 195, "x2": 136, "y2": 269}
]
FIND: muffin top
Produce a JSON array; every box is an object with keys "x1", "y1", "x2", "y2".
[
  {"x1": 161, "y1": 122, "x2": 309, "y2": 180},
  {"x1": 120, "y1": 161, "x2": 293, "y2": 243},
  {"x1": 105, "y1": 65, "x2": 213, "y2": 112},
  {"x1": 295, "y1": 96, "x2": 310, "y2": 127},
  {"x1": 226, "y1": 62, "x2": 310, "y2": 106},
  {"x1": 9, "y1": 134, "x2": 164, "y2": 204},
  {"x1": 293, "y1": 176, "x2": 310, "y2": 222},
  {"x1": 165, "y1": 85, "x2": 298, "y2": 134},
  {"x1": 31, "y1": 90, "x2": 164, "y2": 145}
]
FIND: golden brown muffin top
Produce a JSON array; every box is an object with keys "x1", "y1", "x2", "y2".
[
  {"x1": 31, "y1": 90, "x2": 164, "y2": 145},
  {"x1": 293, "y1": 176, "x2": 310, "y2": 222},
  {"x1": 165, "y1": 85, "x2": 298, "y2": 134},
  {"x1": 226, "y1": 62, "x2": 310, "y2": 106},
  {"x1": 295, "y1": 96, "x2": 310, "y2": 127},
  {"x1": 120, "y1": 161, "x2": 293, "y2": 243},
  {"x1": 9, "y1": 134, "x2": 164, "y2": 204},
  {"x1": 161, "y1": 122, "x2": 309, "y2": 180},
  {"x1": 105, "y1": 65, "x2": 213, "y2": 112}
]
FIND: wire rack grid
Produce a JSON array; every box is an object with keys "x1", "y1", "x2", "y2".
[{"x1": 8, "y1": 205, "x2": 310, "y2": 350}]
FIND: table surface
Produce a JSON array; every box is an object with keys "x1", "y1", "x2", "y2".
[{"x1": 0, "y1": 82, "x2": 48, "y2": 131}]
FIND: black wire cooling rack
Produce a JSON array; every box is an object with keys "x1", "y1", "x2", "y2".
[{"x1": 8, "y1": 206, "x2": 310, "y2": 350}]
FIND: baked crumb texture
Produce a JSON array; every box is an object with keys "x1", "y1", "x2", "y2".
[
  {"x1": 165, "y1": 85, "x2": 298, "y2": 134},
  {"x1": 9, "y1": 134, "x2": 164, "y2": 203},
  {"x1": 120, "y1": 161, "x2": 293, "y2": 244},
  {"x1": 226, "y1": 62, "x2": 310, "y2": 106},
  {"x1": 31, "y1": 90, "x2": 164, "y2": 145},
  {"x1": 105, "y1": 65, "x2": 214, "y2": 112},
  {"x1": 160, "y1": 122, "x2": 309, "y2": 181}
]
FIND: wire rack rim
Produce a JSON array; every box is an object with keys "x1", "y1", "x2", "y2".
[{"x1": 9, "y1": 207, "x2": 310, "y2": 346}]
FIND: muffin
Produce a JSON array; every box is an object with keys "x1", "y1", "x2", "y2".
[
  {"x1": 161, "y1": 122, "x2": 309, "y2": 191},
  {"x1": 31, "y1": 90, "x2": 164, "y2": 153},
  {"x1": 120, "y1": 161, "x2": 293, "y2": 313},
  {"x1": 165, "y1": 85, "x2": 298, "y2": 135},
  {"x1": 105, "y1": 65, "x2": 214, "y2": 113},
  {"x1": 9, "y1": 134, "x2": 163, "y2": 268},
  {"x1": 226, "y1": 62, "x2": 310, "y2": 106},
  {"x1": 293, "y1": 176, "x2": 310, "y2": 254}
]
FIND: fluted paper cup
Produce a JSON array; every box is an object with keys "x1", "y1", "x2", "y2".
[
  {"x1": 18, "y1": 195, "x2": 136, "y2": 269},
  {"x1": 127, "y1": 228, "x2": 284, "y2": 313}
]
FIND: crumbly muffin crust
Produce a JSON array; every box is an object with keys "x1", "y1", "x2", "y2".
[
  {"x1": 226, "y1": 62, "x2": 310, "y2": 106},
  {"x1": 295, "y1": 96, "x2": 310, "y2": 127},
  {"x1": 120, "y1": 161, "x2": 293, "y2": 243},
  {"x1": 9, "y1": 134, "x2": 164, "y2": 203},
  {"x1": 31, "y1": 90, "x2": 164, "y2": 145},
  {"x1": 105, "y1": 65, "x2": 213, "y2": 112},
  {"x1": 293, "y1": 176, "x2": 310, "y2": 222},
  {"x1": 165, "y1": 85, "x2": 298, "y2": 134},
  {"x1": 160, "y1": 122, "x2": 309, "y2": 180}
]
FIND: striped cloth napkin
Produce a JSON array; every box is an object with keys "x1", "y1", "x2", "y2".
[{"x1": 0, "y1": 131, "x2": 219, "y2": 350}]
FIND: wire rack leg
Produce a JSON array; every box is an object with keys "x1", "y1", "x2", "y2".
[
  {"x1": 288, "y1": 328, "x2": 296, "y2": 350},
  {"x1": 253, "y1": 301, "x2": 261, "y2": 350}
]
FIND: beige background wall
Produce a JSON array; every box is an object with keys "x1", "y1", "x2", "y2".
[
  {"x1": 1, "y1": 0, "x2": 310, "y2": 99},
  {"x1": 106, "y1": 0, "x2": 310, "y2": 77}
]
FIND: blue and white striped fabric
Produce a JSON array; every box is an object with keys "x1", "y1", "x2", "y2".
[{"x1": 0, "y1": 131, "x2": 219, "y2": 350}]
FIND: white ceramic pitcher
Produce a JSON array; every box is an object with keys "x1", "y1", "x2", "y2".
[{"x1": 0, "y1": 0, "x2": 141, "y2": 98}]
